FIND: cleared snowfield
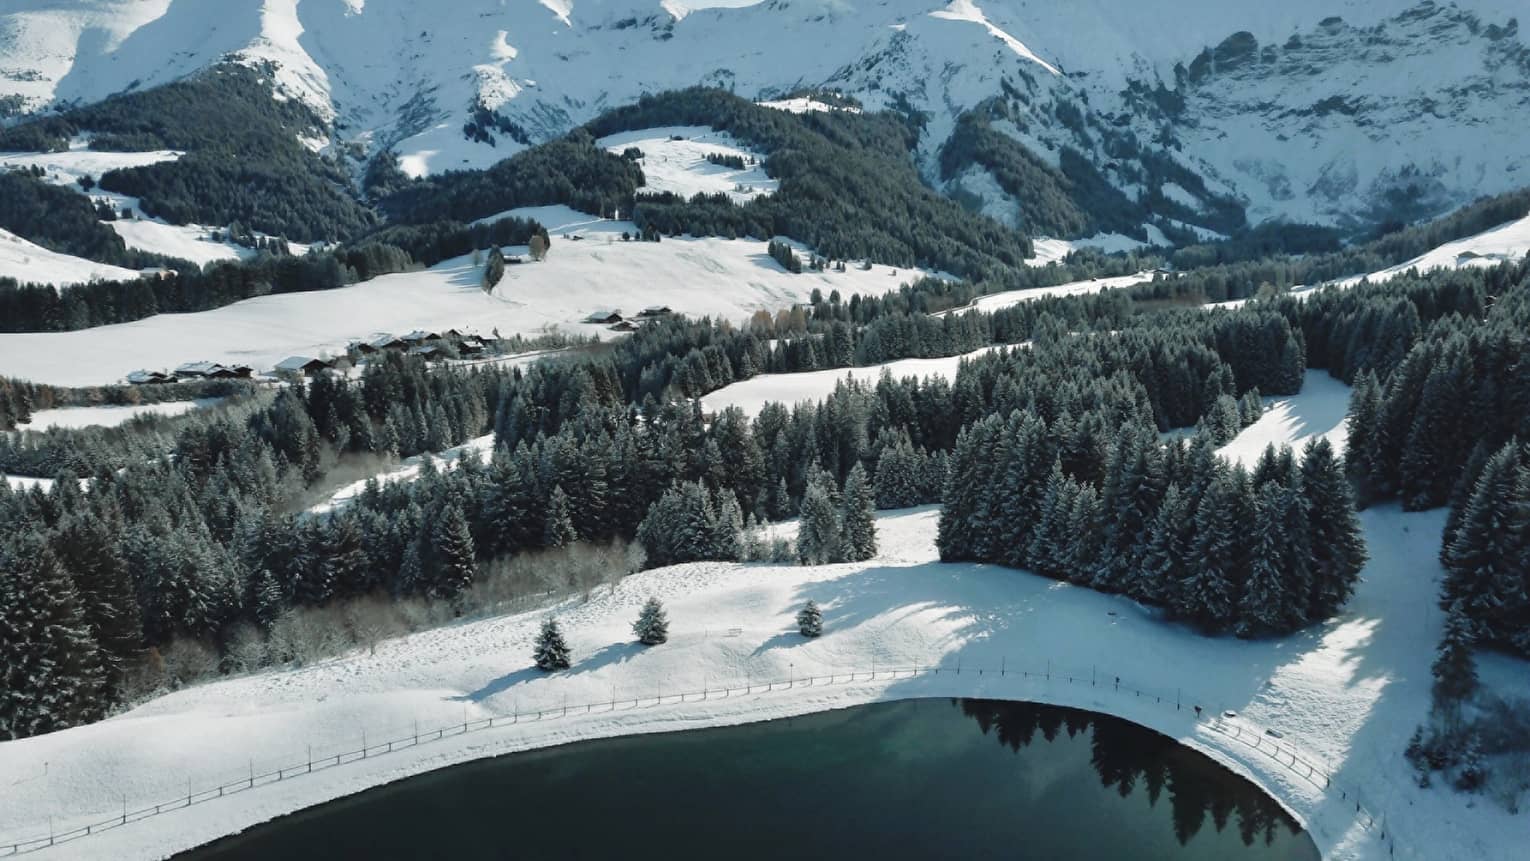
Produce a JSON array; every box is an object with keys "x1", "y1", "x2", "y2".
[
  {"x1": 0, "y1": 227, "x2": 142, "y2": 287},
  {"x1": 937, "y1": 270, "x2": 1161, "y2": 316},
  {"x1": 109, "y1": 218, "x2": 251, "y2": 266},
  {"x1": 699, "y1": 345, "x2": 1007, "y2": 418},
  {"x1": 0, "y1": 221, "x2": 930, "y2": 386},
  {"x1": 1026, "y1": 233, "x2": 1154, "y2": 266},
  {"x1": 757, "y1": 96, "x2": 862, "y2": 114},
  {"x1": 17, "y1": 399, "x2": 221, "y2": 431},
  {"x1": 0, "y1": 139, "x2": 182, "y2": 187},
  {"x1": 307, "y1": 434, "x2": 496, "y2": 515},
  {"x1": 596, "y1": 126, "x2": 776, "y2": 204},
  {"x1": 3, "y1": 474, "x2": 54, "y2": 492},
  {"x1": 0, "y1": 503, "x2": 1517, "y2": 860},
  {"x1": 1216, "y1": 371, "x2": 1351, "y2": 468}
]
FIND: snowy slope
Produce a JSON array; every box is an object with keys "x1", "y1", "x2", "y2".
[
  {"x1": 4, "y1": 1, "x2": 1525, "y2": 234},
  {"x1": 17, "y1": 400, "x2": 220, "y2": 431},
  {"x1": 596, "y1": 126, "x2": 775, "y2": 203},
  {"x1": 306, "y1": 433, "x2": 497, "y2": 515},
  {"x1": 698, "y1": 345, "x2": 1006, "y2": 418},
  {"x1": 0, "y1": 227, "x2": 140, "y2": 287},
  {"x1": 1216, "y1": 371, "x2": 1351, "y2": 468},
  {"x1": 0, "y1": 211, "x2": 934, "y2": 387},
  {"x1": 0, "y1": 502, "x2": 1521, "y2": 860},
  {"x1": 934, "y1": 270, "x2": 1162, "y2": 317},
  {"x1": 1336, "y1": 212, "x2": 1530, "y2": 288}
]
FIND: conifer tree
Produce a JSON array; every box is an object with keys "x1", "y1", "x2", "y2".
[
  {"x1": 1440, "y1": 444, "x2": 1528, "y2": 647},
  {"x1": 1300, "y1": 439, "x2": 1368, "y2": 620},
  {"x1": 0, "y1": 540, "x2": 106, "y2": 739},
  {"x1": 1432, "y1": 605, "x2": 1478, "y2": 706},
  {"x1": 544, "y1": 484, "x2": 578, "y2": 549},
  {"x1": 533, "y1": 617, "x2": 571, "y2": 671},
  {"x1": 1181, "y1": 474, "x2": 1240, "y2": 631},
  {"x1": 797, "y1": 476, "x2": 843, "y2": 565},
  {"x1": 841, "y1": 462, "x2": 878, "y2": 561},
  {"x1": 1236, "y1": 483, "x2": 1290, "y2": 637},
  {"x1": 1138, "y1": 482, "x2": 1189, "y2": 606},
  {"x1": 633, "y1": 597, "x2": 669, "y2": 646},
  {"x1": 797, "y1": 600, "x2": 823, "y2": 637},
  {"x1": 431, "y1": 503, "x2": 477, "y2": 605}
]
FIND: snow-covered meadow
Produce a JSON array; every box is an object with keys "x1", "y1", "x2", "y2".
[
  {"x1": 0, "y1": 227, "x2": 140, "y2": 287},
  {"x1": 597, "y1": 126, "x2": 776, "y2": 204},
  {"x1": 699, "y1": 345, "x2": 1006, "y2": 418},
  {"x1": 0, "y1": 207, "x2": 930, "y2": 387},
  {"x1": 16, "y1": 399, "x2": 222, "y2": 431}
]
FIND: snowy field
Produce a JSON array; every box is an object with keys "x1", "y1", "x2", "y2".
[
  {"x1": 0, "y1": 227, "x2": 141, "y2": 287},
  {"x1": 1026, "y1": 233, "x2": 1154, "y2": 265},
  {"x1": 109, "y1": 219, "x2": 251, "y2": 266},
  {"x1": 596, "y1": 126, "x2": 776, "y2": 204},
  {"x1": 936, "y1": 270, "x2": 1161, "y2": 316},
  {"x1": 698, "y1": 345, "x2": 1007, "y2": 418},
  {"x1": 0, "y1": 138, "x2": 181, "y2": 188},
  {"x1": 757, "y1": 96, "x2": 862, "y2": 115},
  {"x1": 1216, "y1": 371, "x2": 1351, "y2": 467},
  {"x1": 0, "y1": 215, "x2": 930, "y2": 387},
  {"x1": 16, "y1": 399, "x2": 220, "y2": 431},
  {"x1": 0, "y1": 500, "x2": 1521, "y2": 860}
]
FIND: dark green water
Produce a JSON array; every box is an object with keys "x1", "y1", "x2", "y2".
[{"x1": 183, "y1": 698, "x2": 1318, "y2": 860}]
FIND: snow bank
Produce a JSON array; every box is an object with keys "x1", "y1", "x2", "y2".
[
  {"x1": 1216, "y1": 371, "x2": 1351, "y2": 467},
  {"x1": 0, "y1": 228, "x2": 141, "y2": 287},
  {"x1": 699, "y1": 346, "x2": 1006, "y2": 418},
  {"x1": 596, "y1": 126, "x2": 776, "y2": 204},
  {"x1": 0, "y1": 503, "x2": 1519, "y2": 860}
]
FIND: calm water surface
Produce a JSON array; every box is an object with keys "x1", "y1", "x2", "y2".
[{"x1": 183, "y1": 698, "x2": 1318, "y2": 860}]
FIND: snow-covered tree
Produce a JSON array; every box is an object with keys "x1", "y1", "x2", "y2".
[
  {"x1": 534, "y1": 617, "x2": 571, "y2": 671},
  {"x1": 633, "y1": 597, "x2": 669, "y2": 646},
  {"x1": 797, "y1": 600, "x2": 823, "y2": 638},
  {"x1": 797, "y1": 476, "x2": 842, "y2": 565},
  {"x1": 544, "y1": 484, "x2": 578, "y2": 549},
  {"x1": 430, "y1": 503, "x2": 476, "y2": 605},
  {"x1": 841, "y1": 463, "x2": 877, "y2": 561}
]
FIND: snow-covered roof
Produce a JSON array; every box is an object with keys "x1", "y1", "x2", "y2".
[{"x1": 274, "y1": 356, "x2": 325, "y2": 372}]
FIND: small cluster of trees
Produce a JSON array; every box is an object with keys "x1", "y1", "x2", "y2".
[
  {"x1": 705, "y1": 152, "x2": 748, "y2": 170},
  {"x1": 532, "y1": 596, "x2": 819, "y2": 672},
  {"x1": 767, "y1": 239, "x2": 802, "y2": 273},
  {"x1": 797, "y1": 465, "x2": 877, "y2": 565}
]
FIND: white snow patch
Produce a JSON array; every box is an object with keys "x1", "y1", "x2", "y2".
[
  {"x1": 18, "y1": 400, "x2": 221, "y2": 431},
  {"x1": 938, "y1": 270, "x2": 1161, "y2": 316},
  {"x1": 700, "y1": 346, "x2": 1006, "y2": 418},
  {"x1": 597, "y1": 126, "x2": 776, "y2": 204},
  {"x1": 1215, "y1": 371, "x2": 1351, "y2": 468},
  {"x1": 758, "y1": 97, "x2": 861, "y2": 115},
  {"x1": 109, "y1": 219, "x2": 252, "y2": 266},
  {"x1": 0, "y1": 140, "x2": 182, "y2": 189},
  {"x1": 928, "y1": 0, "x2": 1060, "y2": 76},
  {"x1": 0, "y1": 228, "x2": 141, "y2": 287}
]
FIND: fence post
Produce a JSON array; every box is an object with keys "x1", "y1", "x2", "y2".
[{"x1": 1001, "y1": 656, "x2": 1005, "y2": 676}]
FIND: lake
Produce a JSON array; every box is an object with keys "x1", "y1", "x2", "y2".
[{"x1": 182, "y1": 698, "x2": 1318, "y2": 860}]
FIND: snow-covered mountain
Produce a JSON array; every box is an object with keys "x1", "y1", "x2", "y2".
[{"x1": 2, "y1": 0, "x2": 1527, "y2": 234}]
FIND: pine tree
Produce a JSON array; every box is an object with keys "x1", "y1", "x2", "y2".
[
  {"x1": 1301, "y1": 438, "x2": 1368, "y2": 620},
  {"x1": 797, "y1": 476, "x2": 842, "y2": 565},
  {"x1": 1181, "y1": 473, "x2": 1239, "y2": 631},
  {"x1": 431, "y1": 503, "x2": 477, "y2": 605},
  {"x1": 632, "y1": 597, "x2": 669, "y2": 646},
  {"x1": 1440, "y1": 444, "x2": 1527, "y2": 646},
  {"x1": 0, "y1": 539, "x2": 107, "y2": 739},
  {"x1": 841, "y1": 463, "x2": 878, "y2": 561},
  {"x1": 1138, "y1": 482, "x2": 1189, "y2": 607},
  {"x1": 797, "y1": 600, "x2": 823, "y2": 637},
  {"x1": 544, "y1": 484, "x2": 578, "y2": 548},
  {"x1": 533, "y1": 617, "x2": 572, "y2": 671},
  {"x1": 712, "y1": 489, "x2": 745, "y2": 561},
  {"x1": 1431, "y1": 605, "x2": 1478, "y2": 706},
  {"x1": 1236, "y1": 483, "x2": 1290, "y2": 637}
]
